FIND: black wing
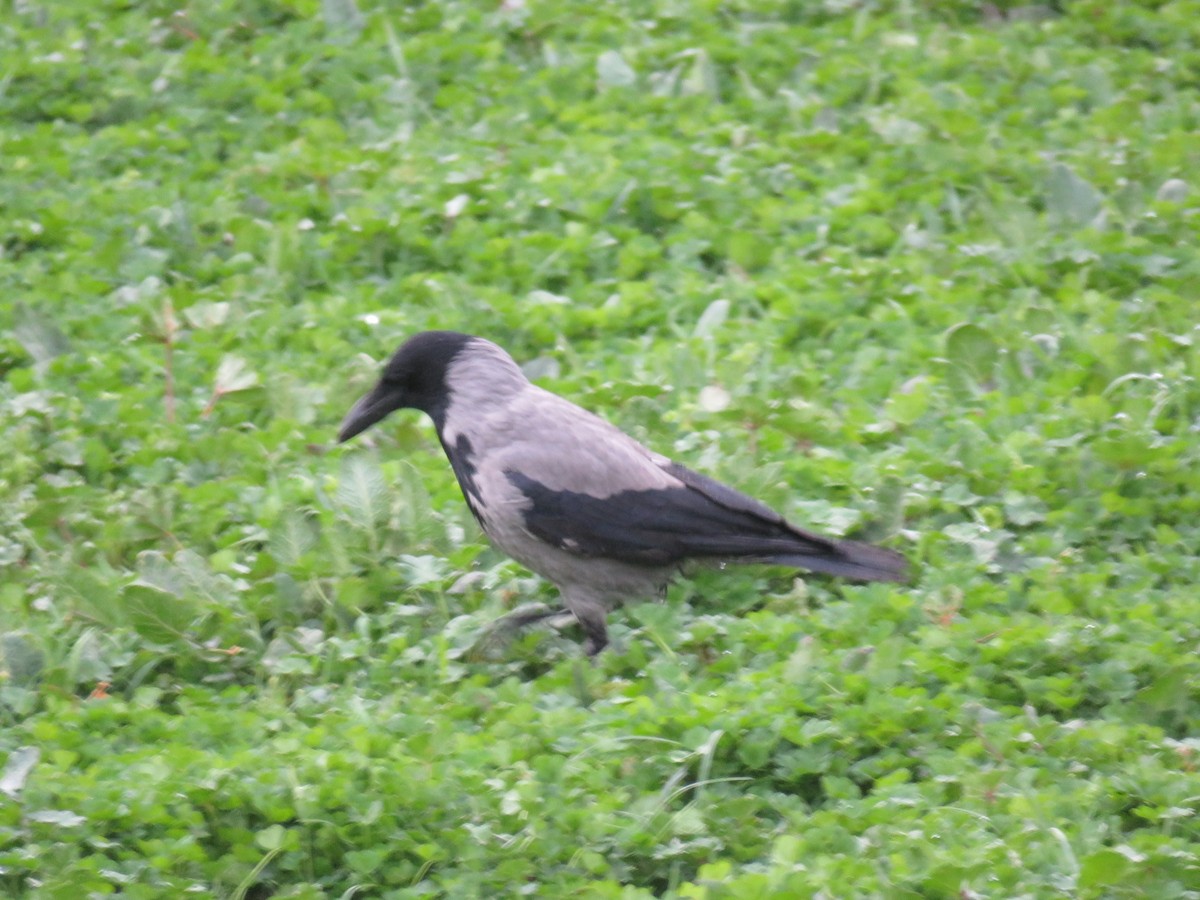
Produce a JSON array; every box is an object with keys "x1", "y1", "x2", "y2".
[{"x1": 505, "y1": 464, "x2": 907, "y2": 582}]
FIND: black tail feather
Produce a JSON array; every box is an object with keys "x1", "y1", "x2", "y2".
[{"x1": 761, "y1": 538, "x2": 908, "y2": 583}]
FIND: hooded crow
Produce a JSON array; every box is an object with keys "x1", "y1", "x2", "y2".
[{"x1": 339, "y1": 331, "x2": 908, "y2": 655}]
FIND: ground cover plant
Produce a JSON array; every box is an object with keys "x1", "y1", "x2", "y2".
[{"x1": 2, "y1": 0, "x2": 1199, "y2": 896}]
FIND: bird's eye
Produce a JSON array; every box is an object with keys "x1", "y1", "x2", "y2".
[{"x1": 391, "y1": 372, "x2": 418, "y2": 393}]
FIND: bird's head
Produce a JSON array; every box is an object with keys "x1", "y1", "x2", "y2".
[{"x1": 338, "y1": 331, "x2": 478, "y2": 442}]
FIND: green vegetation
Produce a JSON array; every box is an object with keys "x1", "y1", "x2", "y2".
[{"x1": 3, "y1": 1, "x2": 1199, "y2": 896}]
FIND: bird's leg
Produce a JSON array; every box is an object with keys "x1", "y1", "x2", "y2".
[
  {"x1": 470, "y1": 603, "x2": 576, "y2": 659},
  {"x1": 561, "y1": 590, "x2": 611, "y2": 656},
  {"x1": 496, "y1": 603, "x2": 571, "y2": 631},
  {"x1": 580, "y1": 617, "x2": 609, "y2": 657}
]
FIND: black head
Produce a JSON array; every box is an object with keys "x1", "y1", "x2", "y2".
[{"x1": 338, "y1": 331, "x2": 477, "y2": 442}]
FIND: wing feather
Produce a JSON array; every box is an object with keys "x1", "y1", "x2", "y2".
[
  {"x1": 464, "y1": 387, "x2": 907, "y2": 583},
  {"x1": 504, "y1": 462, "x2": 907, "y2": 582}
]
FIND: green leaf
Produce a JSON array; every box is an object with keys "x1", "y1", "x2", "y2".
[
  {"x1": 27, "y1": 809, "x2": 87, "y2": 827},
  {"x1": 0, "y1": 632, "x2": 44, "y2": 685},
  {"x1": 790, "y1": 499, "x2": 862, "y2": 535},
  {"x1": 1155, "y1": 178, "x2": 1188, "y2": 203},
  {"x1": 942, "y1": 522, "x2": 1001, "y2": 564},
  {"x1": 597, "y1": 50, "x2": 636, "y2": 88},
  {"x1": 693, "y1": 299, "x2": 729, "y2": 339},
  {"x1": 66, "y1": 629, "x2": 113, "y2": 685},
  {"x1": 336, "y1": 454, "x2": 390, "y2": 529},
  {"x1": 1003, "y1": 491, "x2": 1047, "y2": 526},
  {"x1": 123, "y1": 582, "x2": 198, "y2": 644},
  {"x1": 214, "y1": 355, "x2": 260, "y2": 395},
  {"x1": 726, "y1": 231, "x2": 770, "y2": 271},
  {"x1": 0, "y1": 746, "x2": 39, "y2": 797},
  {"x1": 944, "y1": 322, "x2": 999, "y2": 388},
  {"x1": 885, "y1": 375, "x2": 932, "y2": 426},
  {"x1": 1045, "y1": 162, "x2": 1104, "y2": 228},
  {"x1": 183, "y1": 301, "x2": 231, "y2": 329},
  {"x1": 323, "y1": 0, "x2": 364, "y2": 42},
  {"x1": 681, "y1": 49, "x2": 718, "y2": 98},
  {"x1": 13, "y1": 303, "x2": 70, "y2": 370},
  {"x1": 345, "y1": 845, "x2": 391, "y2": 875},
  {"x1": 270, "y1": 512, "x2": 319, "y2": 566},
  {"x1": 1079, "y1": 848, "x2": 1134, "y2": 889},
  {"x1": 255, "y1": 823, "x2": 288, "y2": 851}
]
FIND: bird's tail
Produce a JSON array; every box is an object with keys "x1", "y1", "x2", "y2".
[{"x1": 759, "y1": 538, "x2": 909, "y2": 583}]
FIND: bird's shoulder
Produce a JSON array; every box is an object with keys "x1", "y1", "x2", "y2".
[{"x1": 466, "y1": 386, "x2": 678, "y2": 495}]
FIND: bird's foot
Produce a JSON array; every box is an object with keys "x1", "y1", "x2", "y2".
[{"x1": 469, "y1": 603, "x2": 576, "y2": 659}]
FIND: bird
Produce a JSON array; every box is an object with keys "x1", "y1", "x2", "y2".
[{"x1": 338, "y1": 331, "x2": 908, "y2": 655}]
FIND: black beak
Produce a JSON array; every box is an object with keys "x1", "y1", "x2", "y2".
[{"x1": 338, "y1": 382, "x2": 404, "y2": 443}]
